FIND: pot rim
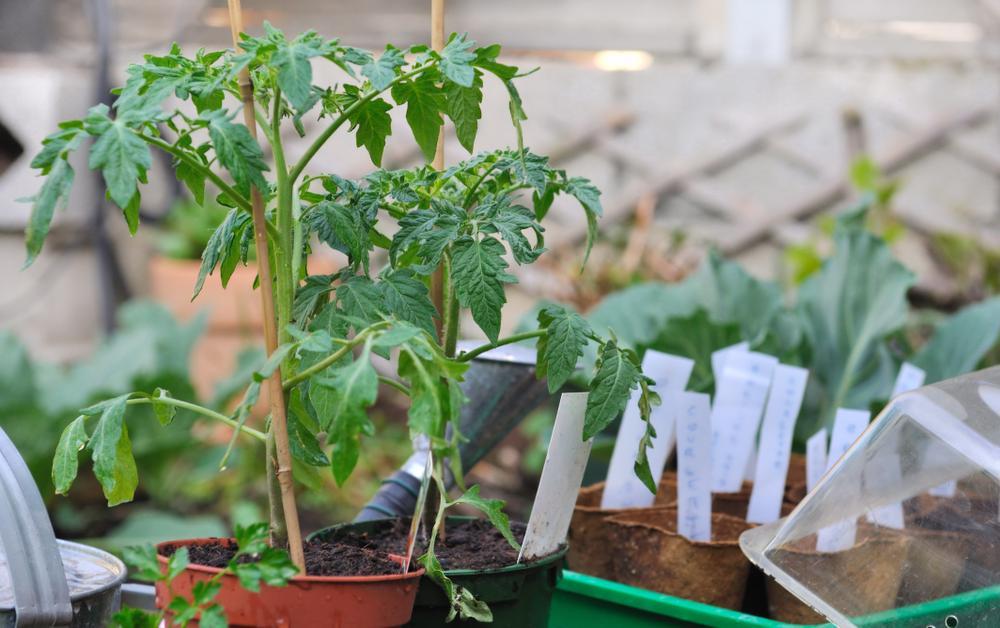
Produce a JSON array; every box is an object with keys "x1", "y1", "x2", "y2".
[
  {"x1": 606, "y1": 508, "x2": 751, "y2": 548},
  {"x1": 309, "y1": 516, "x2": 569, "y2": 576},
  {"x1": 155, "y1": 538, "x2": 425, "y2": 583}
]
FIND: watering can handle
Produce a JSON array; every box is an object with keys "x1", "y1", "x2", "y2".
[{"x1": 0, "y1": 427, "x2": 72, "y2": 627}]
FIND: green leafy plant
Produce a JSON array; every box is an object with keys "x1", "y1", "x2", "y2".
[
  {"x1": 24, "y1": 24, "x2": 652, "y2": 618},
  {"x1": 113, "y1": 523, "x2": 296, "y2": 627},
  {"x1": 585, "y1": 205, "x2": 1000, "y2": 444}
]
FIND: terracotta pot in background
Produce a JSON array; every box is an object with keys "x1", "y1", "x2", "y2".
[
  {"x1": 567, "y1": 477, "x2": 676, "y2": 579},
  {"x1": 606, "y1": 507, "x2": 754, "y2": 610},
  {"x1": 156, "y1": 538, "x2": 423, "y2": 627}
]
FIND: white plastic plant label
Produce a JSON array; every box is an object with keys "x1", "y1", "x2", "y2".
[
  {"x1": 710, "y1": 351, "x2": 778, "y2": 492},
  {"x1": 805, "y1": 428, "x2": 827, "y2": 493},
  {"x1": 602, "y1": 351, "x2": 695, "y2": 509},
  {"x1": 711, "y1": 341, "x2": 749, "y2": 384},
  {"x1": 676, "y1": 392, "x2": 713, "y2": 542},
  {"x1": 746, "y1": 365, "x2": 809, "y2": 524},
  {"x1": 519, "y1": 392, "x2": 593, "y2": 562},
  {"x1": 864, "y1": 453, "x2": 904, "y2": 529},
  {"x1": 891, "y1": 362, "x2": 926, "y2": 398},
  {"x1": 816, "y1": 408, "x2": 869, "y2": 552}
]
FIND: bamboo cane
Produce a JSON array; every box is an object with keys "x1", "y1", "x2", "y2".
[
  {"x1": 430, "y1": 0, "x2": 446, "y2": 338},
  {"x1": 225, "y1": 0, "x2": 306, "y2": 572}
]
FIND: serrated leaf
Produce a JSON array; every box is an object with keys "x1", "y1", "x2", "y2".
[
  {"x1": 193, "y1": 208, "x2": 252, "y2": 299},
  {"x1": 564, "y1": 177, "x2": 602, "y2": 264},
  {"x1": 439, "y1": 34, "x2": 477, "y2": 87},
  {"x1": 480, "y1": 197, "x2": 544, "y2": 265},
  {"x1": 451, "y1": 485, "x2": 520, "y2": 550},
  {"x1": 349, "y1": 97, "x2": 393, "y2": 166},
  {"x1": 451, "y1": 236, "x2": 516, "y2": 343},
  {"x1": 31, "y1": 122, "x2": 85, "y2": 174},
  {"x1": 379, "y1": 269, "x2": 437, "y2": 335},
  {"x1": 87, "y1": 394, "x2": 138, "y2": 505},
  {"x1": 175, "y1": 159, "x2": 206, "y2": 205},
  {"x1": 52, "y1": 416, "x2": 89, "y2": 494},
  {"x1": 445, "y1": 72, "x2": 483, "y2": 153},
  {"x1": 204, "y1": 110, "x2": 269, "y2": 197},
  {"x1": 583, "y1": 341, "x2": 642, "y2": 440},
  {"x1": 166, "y1": 546, "x2": 190, "y2": 581},
  {"x1": 273, "y1": 43, "x2": 315, "y2": 113},
  {"x1": 362, "y1": 46, "x2": 405, "y2": 91},
  {"x1": 308, "y1": 201, "x2": 370, "y2": 270},
  {"x1": 336, "y1": 275, "x2": 384, "y2": 329},
  {"x1": 392, "y1": 72, "x2": 445, "y2": 162},
  {"x1": 313, "y1": 344, "x2": 378, "y2": 485},
  {"x1": 390, "y1": 207, "x2": 461, "y2": 270},
  {"x1": 150, "y1": 388, "x2": 176, "y2": 425},
  {"x1": 24, "y1": 156, "x2": 76, "y2": 267},
  {"x1": 537, "y1": 305, "x2": 591, "y2": 393},
  {"x1": 287, "y1": 411, "x2": 329, "y2": 467},
  {"x1": 86, "y1": 105, "x2": 152, "y2": 209},
  {"x1": 121, "y1": 545, "x2": 162, "y2": 582}
]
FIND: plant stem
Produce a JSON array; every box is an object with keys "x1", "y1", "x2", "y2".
[
  {"x1": 378, "y1": 375, "x2": 411, "y2": 396},
  {"x1": 226, "y1": 0, "x2": 304, "y2": 570},
  {"x1": 124, "y1": 398, "x2": 266, "y2": 441},
  {"x1": 282, "y1": 323, "x2": 389, "y2": 389},
  {"x1": 442, "y1": 253, "x2": 459, "y2": 358},
  {"x1": 288, "y1": 64, "x2": 434, "y2": 183},
  {"x1": 456, "y1": 329, "x2": 546, "y2": 362}
]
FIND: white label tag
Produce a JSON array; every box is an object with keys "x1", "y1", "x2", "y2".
[
  {"x1": 865, "y1": 453, "x2": 905, "y2": 529},
  {"x1": 602, "y1": 351, "x2": 695, "y2": 509},
  {"x1": 711, "y1": 341, "x2": 750, "y2": 384},
  {"x1": 710, "y1": 351, "x2": 778, "y2": 492},
  {"x1": 519, "y1": 393, "x2": 593, "y2": 561},
  {"x1": 676, "y1": 392, "x2": 713, "y2": 542},
  {"x1": 746, "y1": 365, "x2": 809, "y2": 524},
  {"x1": 816, "y1": 409, "x2": 869, "y2": 552},
  {"x1": 805, "y1": 428, "x2": 827, "y2": 493},
  {"x1": 891, "y1": 362, "x2": 926, "y2": 398},
  {"x1": 744, "y1": 444, "x2": 757, "y2": 483}
]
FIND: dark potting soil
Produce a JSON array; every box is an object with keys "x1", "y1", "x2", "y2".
[
  {"x1": 160, "y1": 538, "x2": 400, "y2": 577},
  {"x1": 327, "y1": 518, "x2": 530, "y2": 571}
]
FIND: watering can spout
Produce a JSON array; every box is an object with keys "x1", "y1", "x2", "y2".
[{"x1": 355, "y1": 343, "x2": 550, "y2": 522}]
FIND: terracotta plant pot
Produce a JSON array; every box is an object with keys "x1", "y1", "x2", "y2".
[
  {"x1": 764, "y1": 527, "x2": 911, "y2": 623},
  {"x1": 606, "y1": 507, "x2": 753, "y2": 610},
  {"x1": 156, "y1": 538, "x2": 423, "y2": 627},
  {"x1": 567, "y1": 477, "x2": 676, "y2": 579}
]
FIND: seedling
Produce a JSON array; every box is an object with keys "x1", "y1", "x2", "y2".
[{"x1": 25, "y1": 24, "x2": 655, "y2": 618}]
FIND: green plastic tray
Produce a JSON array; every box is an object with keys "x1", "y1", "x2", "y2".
[{"x1": 550, "y1": 571, "x2": 1000, "y2": 627}]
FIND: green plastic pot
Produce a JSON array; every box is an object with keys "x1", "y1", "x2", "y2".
[{"x1": 310, "y1": 516, "x2": 567, "y2": 627}]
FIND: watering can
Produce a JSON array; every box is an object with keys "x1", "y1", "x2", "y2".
[
  {"x1": 0, "y1": 427, "x2": 127, "y2": 627},
  {"x1": 355, "y1": 342, "x2": 550, "y2": 521}
]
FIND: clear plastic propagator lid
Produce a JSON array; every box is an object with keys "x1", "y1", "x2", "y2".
[{"x1": 741, "y1": 366, "x2": 1000, "y2": 627}]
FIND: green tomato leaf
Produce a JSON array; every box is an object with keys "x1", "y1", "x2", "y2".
[
  {"x1": 537, "y1": 305, "x2": 592, "y2": 393},
  {"x1": 583, "y1": 340, "x2": 642, "y2": 440},
  {"x1": 439, "y1": 33, "x2": 477, "y2": 87},
  {"x1": 378, "y1": 268, "x2": 437, "y2": 336},
  {"x1": 389, "y1": 206, "x2": 461, "y2": 270},
  {"x1": 87, "y1": 394, "x2": 138, "y2": 505},
  {"x1": 564, "y1": 177, "x2": 602, "y2": 265},
  {"x1": 204, "y1": 110, "x2": 269, "y2": 197},
  {"x1": 349, "y1": 97, "x2": 393, "y2": 167},
  {"x1": 362, "y1": 46, "x2": 405, "y2": 91},
  {"x1": 175, "y1": 159, "x2": 206, "y2": 205},
  {"x1": 313, "y1": 344, "x2": 378, "y2": 485},
  {"x1": 24, "y1": 155, "x2": 77, "y2": 267},
  {"x1": 150, "y1": 387, "x2": 176, "y2": 426},
  {"x1": 451, "y1": 236, "x2": 517, "y2": 343},
  {"x1": 52, "y1": 416, "x2": 88, "y2": 495},
  {"x1": 450, "y1": 485, "x2": 520, "y2": 550},
  {"x1": 121, "y1": 545, "x2": 161, "y2": 582},
  {"x1": 198, "y1": 605, "x2": 227, "y2": 628},
  {"x1": 86, "y1": 105, "x2": 152, "y2": 210},
  {"x1": 287, "y1": 410, "x2": 330, "y2": 467},
  {"x1": 336, "y1": 275, "x2": 385, "y2": 330},
  {"x1": 445, "y1": 71, "x2": 483, "y2": 153},
  {"x1": 391, "y1": 71, "x2": 445, "y2": 162}
]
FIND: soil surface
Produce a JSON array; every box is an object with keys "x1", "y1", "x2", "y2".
[
  {"x1": 160, "y1": 538, "x2": 400, "y2": 577},
  {"x1": 323, "y1": 518, "x2": 531, "y2": 571}
]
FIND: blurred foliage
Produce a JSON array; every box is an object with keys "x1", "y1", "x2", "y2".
[{"x1": 156, "y1": 196, "x2": 238, "y2": 261}]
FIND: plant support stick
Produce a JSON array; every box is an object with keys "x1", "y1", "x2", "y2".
[{"x1": 225, "y1": 0, "x2": 305, "y2": 571}]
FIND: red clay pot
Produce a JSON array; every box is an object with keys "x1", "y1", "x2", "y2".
[{"x1": 156, "y1": 538, "x2": 424, "y2": 627}]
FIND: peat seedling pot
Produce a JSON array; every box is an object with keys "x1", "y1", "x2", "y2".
[
  {"x1": 568, "y1": 477, "x2": 676, "y2": 579},
  {"x1": 605, "y1": 507, "x2": 754, "y2": 610},
  {"x1": 310, "y1": 516, "x2": 566, "y2": 627},
  {"x1": 0, "y1": 427, "x2": 126, "y2": 628},
  {"x1": 155, "y1": 538, "x2": 423, "y2": 627},
  {"x1": 761, "y1": 527, "x2": 911, "y2": 623}
]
